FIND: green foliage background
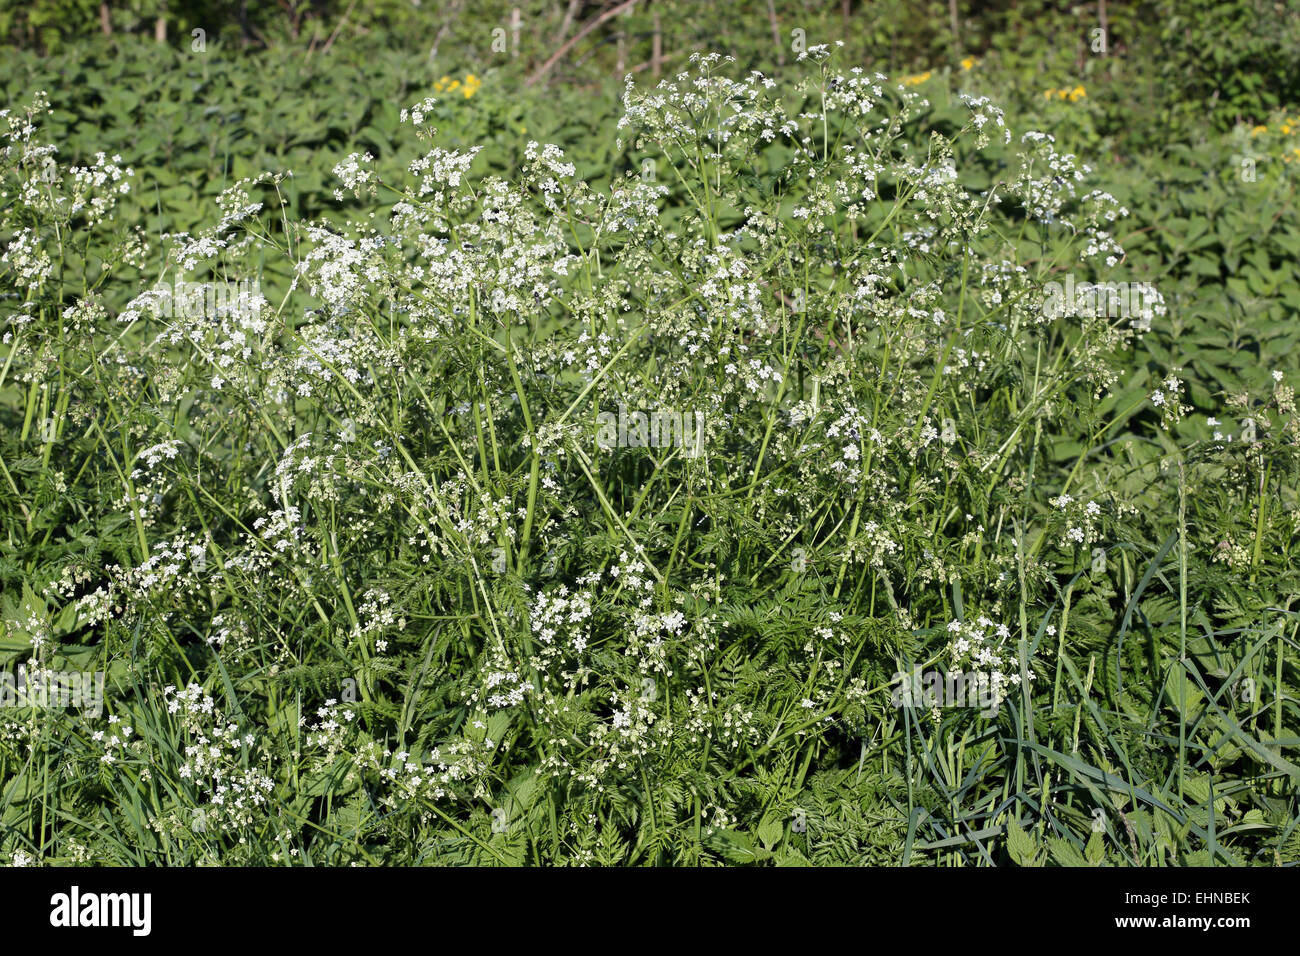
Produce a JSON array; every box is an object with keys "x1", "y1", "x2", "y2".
[{"x1": 1, "y1": 1, "x2": 1299, "y2": 866}]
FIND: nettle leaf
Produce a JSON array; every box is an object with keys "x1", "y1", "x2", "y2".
[{"x1": 1005, "y1": 821, "x2": 1039, "y2": 866}]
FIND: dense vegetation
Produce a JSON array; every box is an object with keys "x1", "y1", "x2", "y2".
[{"x1": 1, "y1": 1, "x2": 1298, "y2": 866}]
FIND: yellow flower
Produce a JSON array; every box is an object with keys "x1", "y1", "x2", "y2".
[
  {"x1": 1044, "y1": 89, "x2": 1055, "y2": 99},
  {"x1": 1069, "y1": 85, "x2": 1086, "y2": 101},
  {"x1": 960, "y1": 56, "x2": 976, "y2": 71},
  {"x1": 1282, "y1": 123, "x2": 1293, "y2": 135},
  {"x1": 1251, "y1": 125, "x2": 1268, "y2": 136}
]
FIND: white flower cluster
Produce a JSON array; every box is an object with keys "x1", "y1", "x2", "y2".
[
  {"x1": 1049, "y1": 493, "x2": 1104, "y2": 550},
  {"x1": 1151, "y1": 373, "x2": 1192, "y2": 427},
  {"x1": 333, "y1": 151, "x2": 376, "y2": 200},
  {"x1": 945, "y1": 616, "x2": 1030, "y2": 709},
  {"x1": 164, "y1": 684, "x2": 276, "y2": 835}
]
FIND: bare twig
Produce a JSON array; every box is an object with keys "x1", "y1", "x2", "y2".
[
  {"x1": 553, "y1": 0, "x2": 582, "y2": 48},
  {"x1": 429, "y1": 0, "x2": 466, "y2": 62},
  {"x1": 766, "y1": 0, "x2": 785, "y2": 66},
  {"x1": 319, "y1": 0, "x2": 360, "y2": 56},
  {"x1": 527, "y1": 0, "x2": 642, "y2": 87},
  {"x1": 652, "y1": 7, "x2": 662, "y2": 77}
]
